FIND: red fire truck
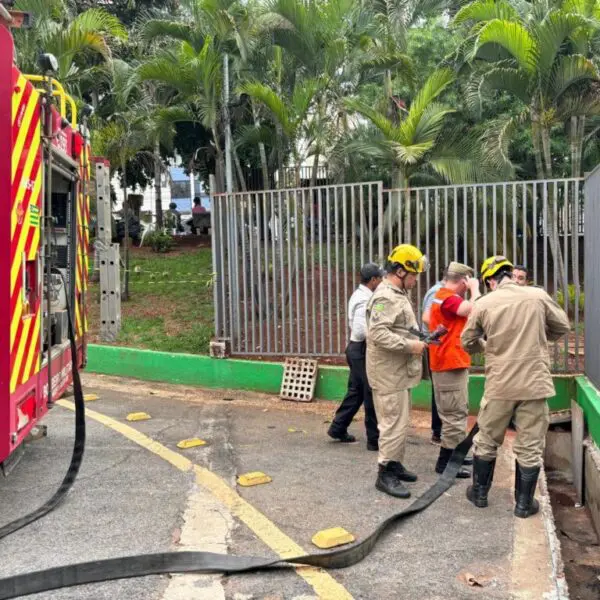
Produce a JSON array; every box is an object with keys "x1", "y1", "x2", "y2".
[{"x1": 0, "y1": 5, "x2": 91, "y2": 472}]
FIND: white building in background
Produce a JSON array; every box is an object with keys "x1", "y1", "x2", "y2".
[{"x1": 112, "y1": 166, "x2": 210, "y2": 221}]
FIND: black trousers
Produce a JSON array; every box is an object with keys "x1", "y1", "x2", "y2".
[
  {"x1": 427, "y1": 349, "x2": 442, "y2": 437},
  {"x1": 329, "y1": 341, "x2": 379, "y2": 444}
]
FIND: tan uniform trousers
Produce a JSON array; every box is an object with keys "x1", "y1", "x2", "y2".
[
  {"x1": 474, "y1": 397, "x2": 549, "y2": 468},
  {"x1": 431, "y1": 368, "x2": 469, "y2": 450},
  {"x1": 372, "y1": 389, "x2": 410, "y2": 465}
]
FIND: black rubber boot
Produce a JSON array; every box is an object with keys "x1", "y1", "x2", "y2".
[
  {"x1": 466, "y1": 456, "x2": 496, "y2": 508},
  {"x1": 375, "y1": 464, "x2": 411, "y2": 498},
  {"x1": 435, "y1": 447, "x2": 470, "y2": 478},
  {"x1": 463, "y1": 456, "x2": 473, "y2": 466},
  {"x1": 514, "y1": 462, "x2": 540, "y2": 518},
  {"x1": 366, "y1": 440, "x2": 379, "y2": 451},
  {"x1": 388, "y1": 461, "x2": 418, "y2": 482},
  {"x1": 327, "y1": 427, "x2": 356, "y2": 443}
]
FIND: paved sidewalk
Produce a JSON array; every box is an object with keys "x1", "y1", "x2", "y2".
[{"x1": 0, "y1": 374, "x2": 566, "y2": 600}]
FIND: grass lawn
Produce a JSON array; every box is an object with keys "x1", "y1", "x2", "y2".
[{"x1": 87, "y1": 245, "x2": 214, "y2": 354}]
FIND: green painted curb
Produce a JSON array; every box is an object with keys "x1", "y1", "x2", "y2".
[
  {"x1": 87, "y1": 344, "x2": 574, "y2": 413},
  {"x1": 576, "y1": 377, "x2": 600, "y2": 446}
]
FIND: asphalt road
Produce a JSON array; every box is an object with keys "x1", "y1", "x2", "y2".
[{"x1": 0, "y1": 374, "x2": 555, "y2": 600}]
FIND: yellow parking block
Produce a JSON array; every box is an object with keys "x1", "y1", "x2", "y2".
[
  {"x1": 177, "y1": 438, "x2": 207, "y2": 449},
  {"x1": 311, "y1": 527, "x2": 355, "y2": 549},
  {"x1": 126, "y1": 412, "x2": 152, "y2": 422},
  {"x1": 237, "y1": 471, "x2": 272, "y2": 487}
]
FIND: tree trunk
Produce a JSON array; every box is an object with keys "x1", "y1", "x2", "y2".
[
  {"x1": 530, "y1": 115, "x2": 545, "y2": 180},
  {"x1": 154, "y1": 140, "x2": 163, "y2": 229},
  {"x1": 252, "y1": 101, "x2": 270, "y2": 189},
  {"x1": 540, "y1": 124, "x2": 567, "y2": 294},
  {"x1": 276, "y1": 124, "x2": 285, "y2": 189},
  {"x1": 311, "y1": 150, "x2": 320, "y2": 188},
  {"x1": 122, "y1": 160, "x2": 130, "y2": 302},
  {"x1": 213, "y1": 126, "x2": 225, "y2": 192},
  {"x1": 233, "y1": 146, "x2": 247, "y2": 192}
]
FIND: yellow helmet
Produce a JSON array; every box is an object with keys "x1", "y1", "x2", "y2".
[
  {"x1": 387, "y1": 244, "x2": 429, "y2": 273},
  {"x1": 480, "y1": 255, "x2": 513, "y2": 284}
]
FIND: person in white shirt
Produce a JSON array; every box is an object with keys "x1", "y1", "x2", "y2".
[{"x1": 327, "y1": 263, "x2": 384, "y2": 449}]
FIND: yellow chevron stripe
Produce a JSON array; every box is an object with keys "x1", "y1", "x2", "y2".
[
  {"x1": 10, "y1": 316, "x2": 32, "y2": 392},
  {"x1": 10, "y1": 299, "x2": 23, "y2": 354},
  {"x1": 12, "y1": 75, "x2": 27, "y2": 122},
  {"x1": 11, "y1": 130, "x2": 41, "y2": 237},
  {"x1": 22, "y1": 312, "x2": 41, "y2": 384},
  {"x1": 11, "y1": 90, "x2": 39, "y2": 182},
  {"x1": 11, "y1": 174, "x2": 41, "y2": 296}
]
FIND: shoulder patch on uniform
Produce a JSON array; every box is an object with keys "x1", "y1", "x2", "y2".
[{"x1": 373, "y1": 303, "x2": 386, "y2": 312}]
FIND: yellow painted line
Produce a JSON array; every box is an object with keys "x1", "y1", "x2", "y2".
[{"x1": 57, "y1": 400, "x2": 354, "y2": 600}]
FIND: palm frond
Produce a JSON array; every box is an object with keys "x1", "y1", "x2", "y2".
[
  {"x1": 549, "y1": 54, "x2": 599, "y2": 101},
  {"x1": 343, "y1": 99, "x2": 399, "y2": 141},
  {"x1": 476, "y1": 19, "x2": 537, "y2": 74},
  {"x1": 453, "y1": 0, "x2": 519, "y2": 27},
  {"x1": 239, "y1": 81, "x2": 293, "y2": 136}
]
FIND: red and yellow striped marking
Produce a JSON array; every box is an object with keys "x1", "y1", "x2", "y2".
[{"x1": 10, "y1": 70, "x2": 42, "y2": 393}]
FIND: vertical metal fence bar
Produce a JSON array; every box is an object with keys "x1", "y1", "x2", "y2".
[
  {"x1": 302, "y1": 189, "x2": 309, "y2": 354},
  {"x1": 255, "y1": 195, "x2": 264, "y2": 353},
  {"x1": 351, "y1": 186, "x2": 356, "y2": 287},
  {"x1": 311, "y1": 189, "x2": 317, "y2": 355},
  {"x1": 435, "y1": 190, "x2": 440, "y2": 278},
  {"x1": 294, "y1": 190, "x2": 301, "y2": 354},
  {"x1": 563, "y1": 180, "x2": 569, "y2": 372},
  {"x1": 262, "y1": 191, "x2": 271, "y2": 353},
  {"x1": 286, "y1": 190, "x2": 293, "y2": 353},
  {"x1": 444, "y1": 188, "x2": 449, "y2": 266},
  {"x1": 493, "y1": 186, "x2": 497, "y2": 253},
  {"x1": 343, "y1": 187, "x2": 349, "y2": 349},
  {"x1": 522, "y1": 183, "x2": 527, "y2": 270},
  {"x1": 483, "y1": 186, "x2": 487, "y2": 259},
  {"x1": 533, "y1": 184, "x2": 538, "y2": 285},
  {"x1": 397, "y1": 189, "x2": 403, "y2": 246},
  {"x1": 387, "y1": 189, "x2": 393, "y2": 253},
  {"x1": 334, "y1": 188, "x2": 341, "y2": 354},
  {"x1": 543, "y1": 182, "x2": 548, "y2": 292},
  {"x1": 473, "y1": 186, "x2": 478, "y2": 275},
  {"x1": 512, "y1": 183, "x2": 517, "y2": 264},
  {"x1": 360, "y1": 185, "x2": 365, "y2": 267},
  {"x1": 326, "y1": 187, "x2": 333, "y2": 354},
  {"x1": 463, "y1": 185, "x2": 468, "y2": 264},
  {"x1": 378, "y1": 182, "x2": 384, "y2": 262},
  {"x1": 278, "y1": 190, "x2": 287, "y2": 354},
  {"x1": 248, "y1": 194, "x2": 256, "y2": 353},
  {"x1": 574, "y1": 179, "x2": 580, "y2": 371},
  {"x1": 407, "y1": 190, "x2": 412, "y2": 245},
  {"x1": 225, "y1": 195, "x2": 234, "y2": 342},
  {"x1": 553, "y1": 181, "x2": 559, "y2": 368},
  {"x1": 416, "y1": 189, "x2": 422, "y2": 307},
  {"x1": 270, "y1": 191, "x2": 279, "y2": 354},
  {"x1": 318, "y1": 188, "x2": 324, "y2": 354},
  {"x1": 368, "y1": 184, "x2": 374, "y2": 261},
  {"x1": 425, "y1": 189, "x2": 431, "y2": 291},
  {"x1": 502, "y1": 184, "x2": 507, "y2": 257},
  {"x1": 453, "y1": 188, "x2": 458, "y2": 260},
  {"x1": 210, "y1": 190, "x2": 221, "y2": 339},
  {"x1": 240, "y1": 197, "x2": 248, "y2": 353}
]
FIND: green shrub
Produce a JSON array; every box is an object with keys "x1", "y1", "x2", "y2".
[
  {"x1": 146, "y1": 231, "x2": 173, "y2": 253},
  {"x1": 556, "y1": 284, "x2": 584, "y2": 317}
]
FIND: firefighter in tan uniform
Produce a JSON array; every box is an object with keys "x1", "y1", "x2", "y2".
[
  {"x1": 366, "y1": 245, "x2": 428, "y2": 498},
  {"x1": 461, "y1": 256, "x2": 570, "y2": 518},
  {"x1": 426, "y1": 262, "x2": 480, "y2": 479}
]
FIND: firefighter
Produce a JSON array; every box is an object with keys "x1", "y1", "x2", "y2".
[
  {"x1": 366, "y1": 244, "x2": 428, "y2": 498},
  {"x1": 426, "y1": 262, "x2": 480, "y2": 478},
  {"x1": 461, "y1": 256, "x2": 570, "y2": 518}
]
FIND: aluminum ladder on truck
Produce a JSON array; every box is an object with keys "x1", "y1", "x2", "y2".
[{"x1": 94, "y1": 159, "x2": 122, "y2": 342}]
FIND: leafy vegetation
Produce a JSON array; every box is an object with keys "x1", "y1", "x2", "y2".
[{"x1": 13, "y1": 0, "x2": 600, "y2": 198}]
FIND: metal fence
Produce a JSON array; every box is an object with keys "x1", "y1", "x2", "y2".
[
  {"x1": 584, "y1": 167, "x2": 600, "y2": 387},
  {"x1": 211, "y1": 178, "x2": 584, "y2": 372}
]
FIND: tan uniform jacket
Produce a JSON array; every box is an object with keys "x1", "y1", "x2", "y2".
[
  {"x1": 461, "y1": 280, "x2": 570, "y2": 401},
  {"x1": 366, "y1": 279, "x2": 422, "y2": 393}
]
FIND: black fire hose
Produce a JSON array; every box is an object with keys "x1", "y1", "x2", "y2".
[
  {"x1": 0, "y1": 270, "x2": 86, "y2": 541},
  {"x1": 0, "y1": 295, "x2": 478, "y2": 598}
]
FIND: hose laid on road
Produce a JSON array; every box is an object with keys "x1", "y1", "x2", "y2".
[
  {"x1": 0, "y1": 270, "x2": 86, "y2": 541},
  {"x1": 0, "y1": 283, "x2": 477, "y2": 598}
]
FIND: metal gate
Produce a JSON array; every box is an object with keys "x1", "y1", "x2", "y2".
[{"x1": 212, "y1": 178, "x2": 584, "y2": 371}]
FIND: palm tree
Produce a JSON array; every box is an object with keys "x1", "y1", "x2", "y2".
[
  {"x1": 14, "y1": 0, "x2": 127, "y2": 91},
  {"x1": 454, "y1": 0, "x2": 600, "y2": 290}
]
